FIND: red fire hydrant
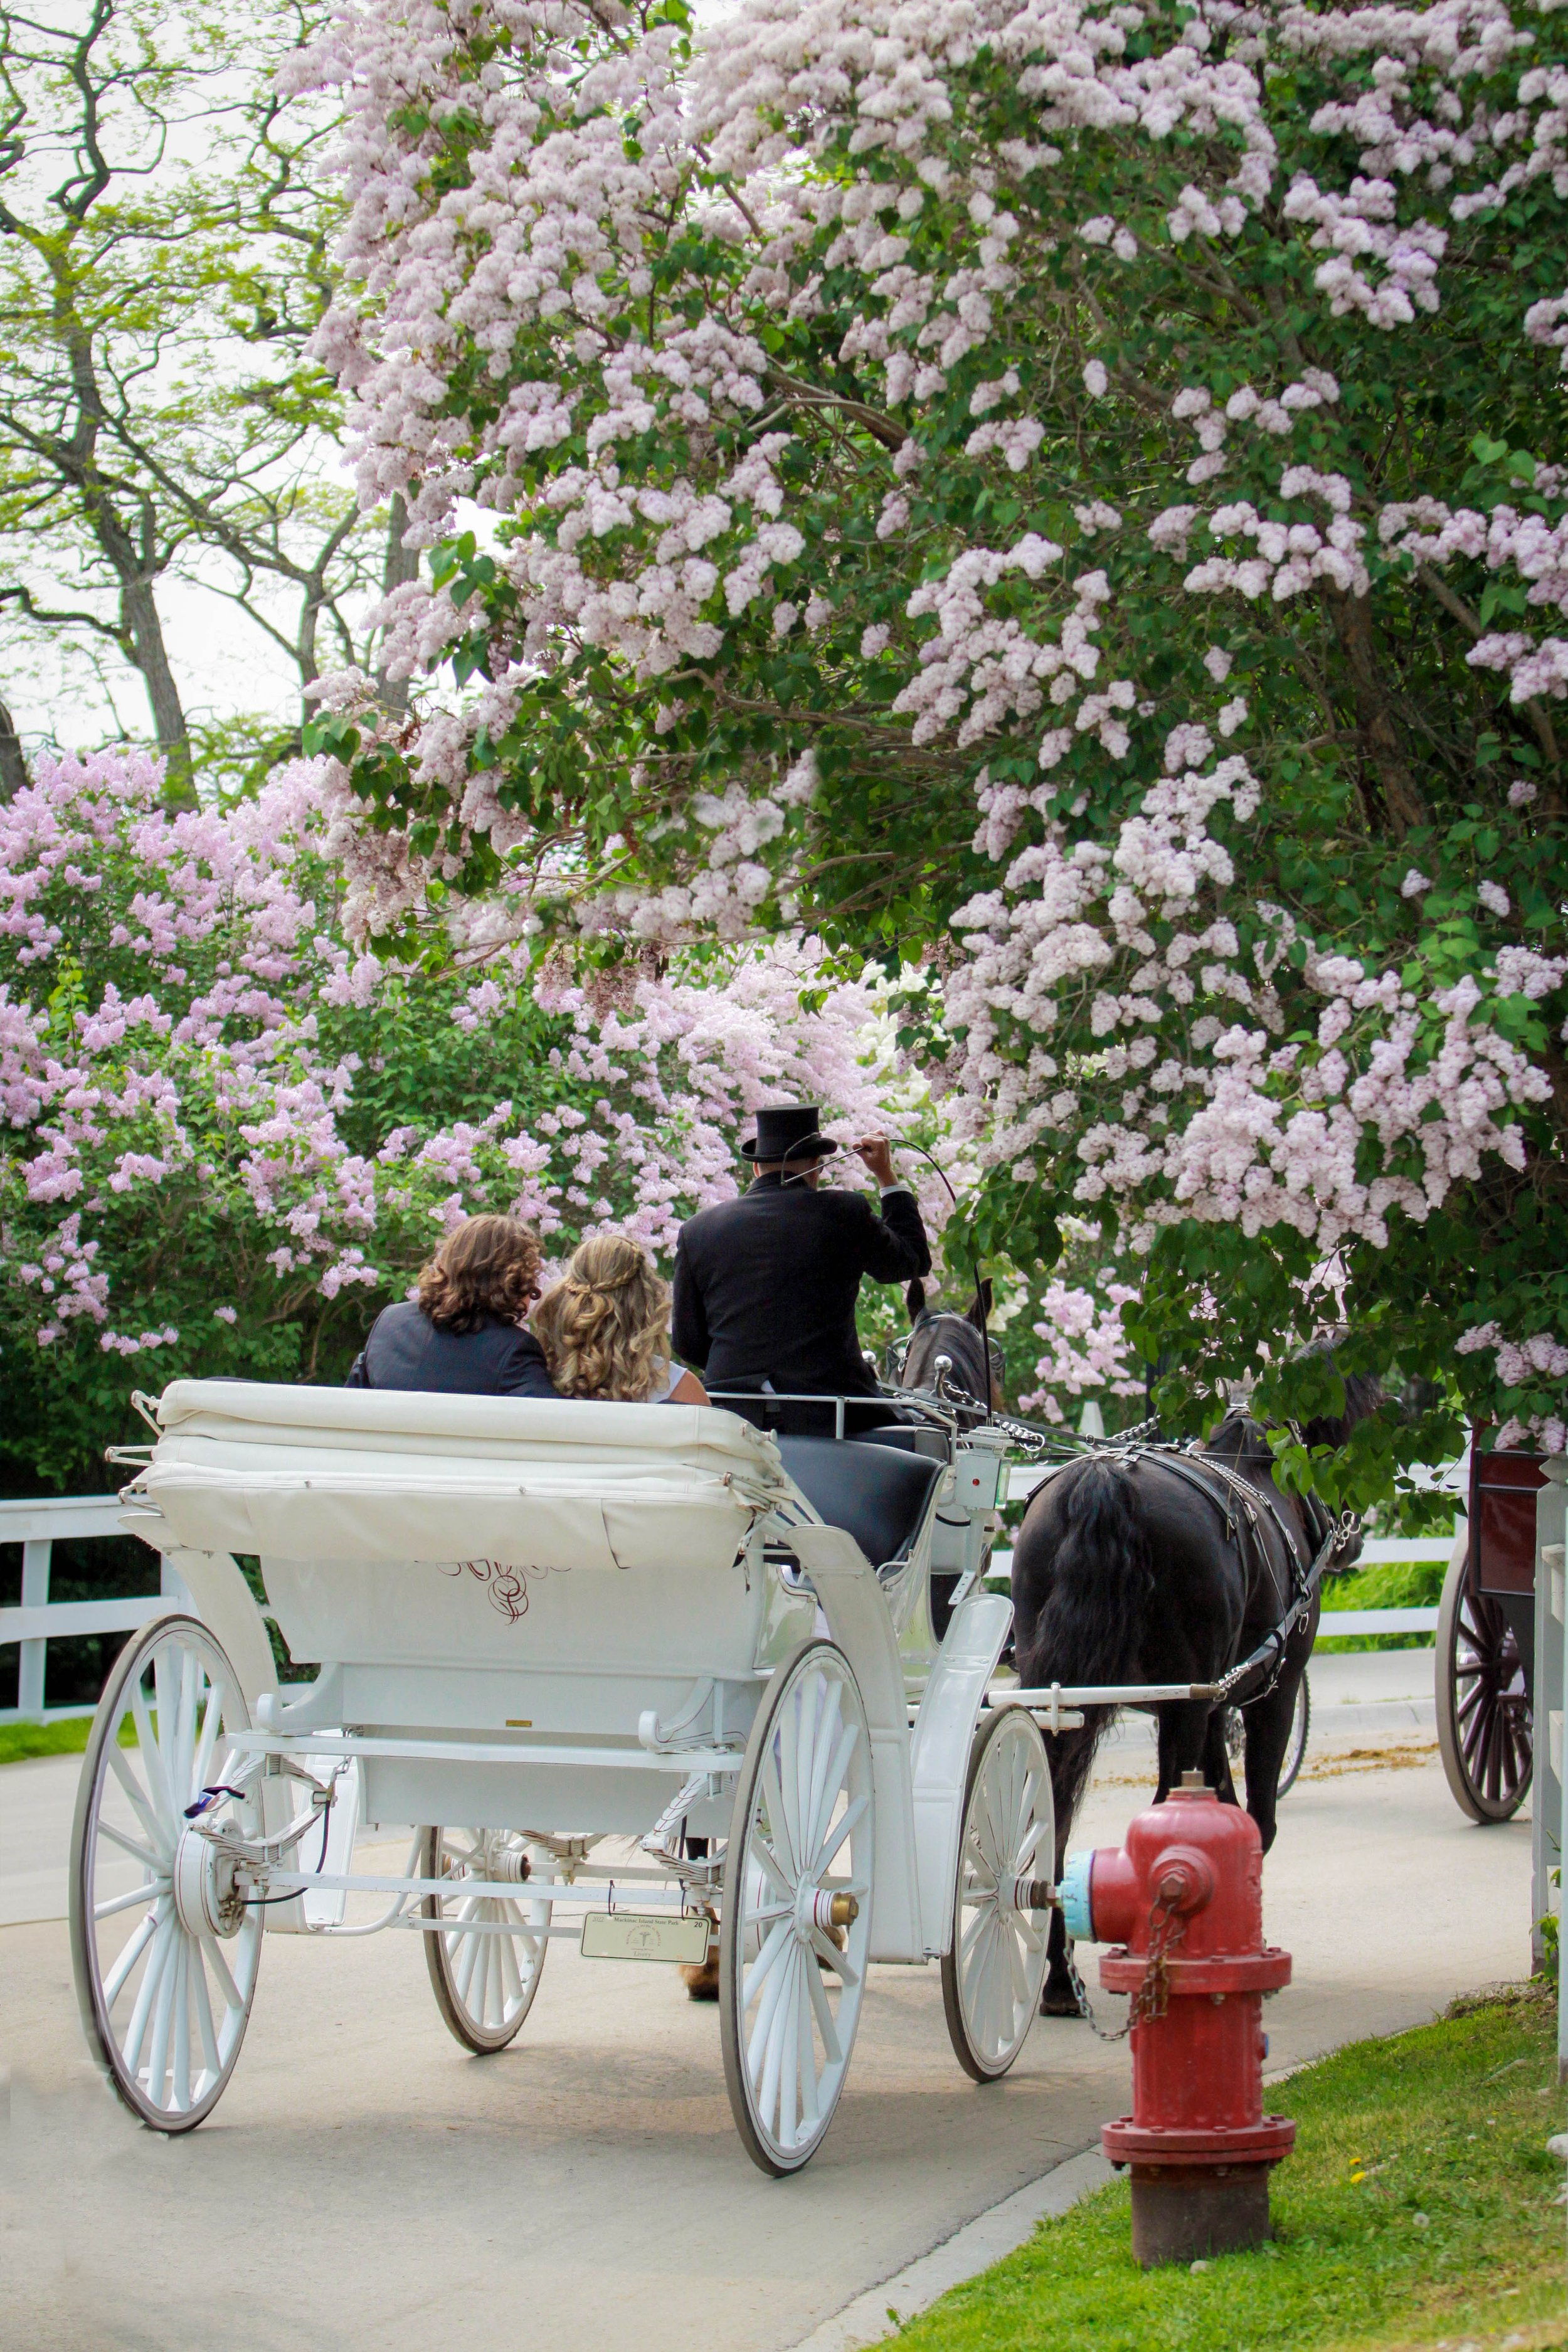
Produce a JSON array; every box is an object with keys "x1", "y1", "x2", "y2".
[{"x1": 1060, "y1": 1772, "x2": 1294, "y2": 2266}]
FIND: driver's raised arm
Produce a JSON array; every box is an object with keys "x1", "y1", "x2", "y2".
[
  {"x1": 848, "y1": 1135, "x2": 931, "y2": 1285},
  {"x1": 848, "y1": 1184, "x2": 931, "y2": 1285}
]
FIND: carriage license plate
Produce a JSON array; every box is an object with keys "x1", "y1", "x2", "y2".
[{"x1": 580, "y1": 1912, "x2": 712, "y2": 1966}]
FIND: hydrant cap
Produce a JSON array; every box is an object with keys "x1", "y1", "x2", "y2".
[
  {"x1": 1151, "y1": 1845, "x2": 1216, "y2": 1913},
  {"x1": 1060, "y1": 1847, "x2": 1095, "y2": 1942}
]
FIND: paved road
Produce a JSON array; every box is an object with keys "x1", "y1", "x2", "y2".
[{"x1": 1, "y1": 1702, "x2": 1528, "y2": 2352}]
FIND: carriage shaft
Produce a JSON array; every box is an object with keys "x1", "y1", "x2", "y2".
[{"x1": 993, "y1": 1681, "x2": 1224, "y2": 1708}]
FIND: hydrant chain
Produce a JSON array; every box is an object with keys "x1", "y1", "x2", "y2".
[{"x1": 1067, "y1": 1894, "x2": 1186, "y2": 2042}]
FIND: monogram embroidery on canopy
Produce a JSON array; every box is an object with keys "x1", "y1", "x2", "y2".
[{"x1": 442, "y1": 1558, "x2": 571, "y2": 1623}]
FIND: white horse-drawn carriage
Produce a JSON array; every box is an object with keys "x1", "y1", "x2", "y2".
[{"x1": 71, "y1": 1381, "x2": 1056, "y2": 2171}]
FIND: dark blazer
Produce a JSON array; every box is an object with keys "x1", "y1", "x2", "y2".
[
  {"x1": 672, "y1": 1177, "x2": 930, "y2": 1397},
  {"x1": 344, "y1": 1301, "x2": 556, "y2": 1399}
]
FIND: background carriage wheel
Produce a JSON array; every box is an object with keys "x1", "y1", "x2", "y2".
[
  {"x1": 1276, "y1": 1673, "x2": 1311, "y2": 1798},
  {"x1": 1435, "y1": 1548, "x2": 1532, "y2": 1823},
  {"x1": 421, "y1": 1828, "x2": 549, "y2": 2052},
  {"x1": 719, "y1": 1638, "x2": 874, "y2": 2175},
  {"x1": 1221, "y1": 1673, "x2": 1311, "y2": 1800},
  {"x1": 69, "y1": 1613, "x2": 263, "y2": 2132},
  {"x1": 942, "y1": 1707, "x2": 1053, "y2": 2082}
]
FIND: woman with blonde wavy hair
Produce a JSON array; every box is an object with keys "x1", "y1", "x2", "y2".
[{"x1": 532, "y1": 1233, "x2": 707, "y2": 1404}]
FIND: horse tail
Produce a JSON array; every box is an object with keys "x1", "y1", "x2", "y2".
[{"x1": 1015, "y1": 1458, "x2": 1151, "y2": 1834}]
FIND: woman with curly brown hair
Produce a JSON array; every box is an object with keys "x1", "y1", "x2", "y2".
[
  {"x1": 532, "y1": 1233, "x2": 707, "y2": 1405},
  {"x1": 345, "y1": 1214, "x2": 556, "y2": 1397}
]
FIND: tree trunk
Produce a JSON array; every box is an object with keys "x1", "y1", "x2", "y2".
[
  {"x1": 1323, "y1": 590, "x2": 1428, "y2": 837},
  {"x1": 118, "y1": 571, "x2": 194, "y2": 806},
  {"x1": 376, "y1": 490, "x2": 420, "y2": 716},
  {"x1": 0, "y1": 697, "x2": 28, "y2": 802}
]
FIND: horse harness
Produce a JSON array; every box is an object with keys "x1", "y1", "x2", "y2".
[{"x1": 911, "y1": 1367, "x2": 1359, "y2": 1707}]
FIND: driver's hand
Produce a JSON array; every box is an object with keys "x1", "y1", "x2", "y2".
[{"x1": 854, "y1": 1135, "x2": 897, "y2": 1188}]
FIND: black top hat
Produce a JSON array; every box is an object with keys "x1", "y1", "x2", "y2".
[{"x1": 740, "y1": 1104, "x2": 840, "y2": 1164}]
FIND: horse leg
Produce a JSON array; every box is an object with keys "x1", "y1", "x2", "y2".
[
  {"x1": 1239, "y1": 1673, "x2": 1300, "y2": 1855},
  {"x1": 1153, "y1": 1698, "x2": 1212, "y2": 1798},
  {"x1": 1201, "y1": 1707, "x2": 1239, "y2": 1804}
]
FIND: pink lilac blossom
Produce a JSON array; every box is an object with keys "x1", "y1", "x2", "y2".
[{"x1": 2, "y1": 752, "x2": 972, "y2": 1370}]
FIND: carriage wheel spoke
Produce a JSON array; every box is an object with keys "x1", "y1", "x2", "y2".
[
  {"x1": 805, "y1": 1946, "x2": 843, "y2": 2069},
  {"x1": 743, "y1": 1917, "x2": 792, "y2": 2009},
  {"x1": 806, "y1": 1720, "x2": 859, "y2": 1868},
  {"x1": 95, "y1": 1877, "x2": 169, "y2": 1923},
  {"x1": 815, "y1": 1793, "x2": 868, "y2": 1875},
  {"x1": 190, "y1": 1942, "x2": 222, "y2": 2078},
  {"x1": 100, "y1": 1903, "x2": 162, "y2": 2009},
  {"x1": 107, "y1": 1742, "x2": 168, "y2": 1855}
]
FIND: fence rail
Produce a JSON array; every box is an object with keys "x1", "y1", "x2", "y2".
[
  {"x1": 3, "y1": 1481, "x2": 1456, "y2": 1724},
  {"x1": 0, "y1": 1495, "x2": 172, "y2": 1725}
]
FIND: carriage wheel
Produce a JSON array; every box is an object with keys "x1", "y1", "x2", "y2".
[
  {"x1": 942, "y1": 1707, "x2": 1053, "y2": 2082},
  {"x1": 719, "y1": 1639, "x2": 874, "y2": 2175},
  {"x1": 421, "y1": 1829, "x2": 548, "y2": 2053},
  {"x1": 1221, "y1": 1673, "x2": 1311, "y2": 1800},
  {"x1": 1436, "y1": 1549, "x2": 1532, "y2": 1823},
  {"x1": 1276, "y1": 1674, "x2": 1311, "y2": 1799},
  {"x1": 69, "y1": 1613, "x2": 262, "y2": 2132}
]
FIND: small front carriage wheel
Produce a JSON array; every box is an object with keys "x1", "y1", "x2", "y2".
[
  {"x1": 421, "y1": 1828, "x2": 548, "y2": 2052},
  {"x1": 942, "y1": 1707, "x2": 1053, "y2": 2082},
  {"x1": 719, "y1": 1638, "x2": 874, "y2": 2175},
  {"x1": 69, "y1": 1613, "x2": 262, "y2": 2132},
  {"x1": 1436, "y1": 1542, "x2": 1532, "y2": 1823}
]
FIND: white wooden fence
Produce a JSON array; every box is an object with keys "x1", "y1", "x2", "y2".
[
  {"x1": 0, "y1": 1473, "x2": 1450, "y2": 1725},
  {"x1": 0, "y1": 1495, "x2": 178, "y2": 1725}
]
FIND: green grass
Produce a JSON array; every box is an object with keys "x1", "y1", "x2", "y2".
[
  {"x1": 0, "y1": 1714, "x2": 147, "y2": 1764},
  {"x1": 889, "y1": 1986, "x2": 1566, "y2": 2352},
  {"x1": 1316, "y1": 1554, "x2": 1446, "y2": 1654},
  {"x1": 0, "y1": 1715, "x2": 96, "y2": 1764}
]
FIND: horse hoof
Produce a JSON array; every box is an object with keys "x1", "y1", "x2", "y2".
[{"x1": 1040, "y1": 1983, "x2": 1084, "y2": 2018}]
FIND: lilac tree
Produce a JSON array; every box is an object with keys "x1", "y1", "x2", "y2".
[
  {"x1": 0, "y1": 746, "x2": 963, "y2": 1486},
  {"x1": 294, "y1": 0, "x2": 1568, "y2": 1492}
]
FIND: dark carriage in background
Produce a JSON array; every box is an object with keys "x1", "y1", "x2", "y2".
[{"x1": 1436, "y1": 1446, "x2": 1542, "y2": 1823}]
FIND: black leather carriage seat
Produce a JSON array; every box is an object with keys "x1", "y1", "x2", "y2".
[
  {"x1": 778, "y1": 1436, "x2": 943, "y2": 1573},
  {"x1": 856, "y1": 1424, "x2": 951, "y2": 1464}
]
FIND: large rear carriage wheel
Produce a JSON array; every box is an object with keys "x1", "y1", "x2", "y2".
[
  {"x1": 1436, "y1": 1543, "x2": 1532, "y2": 1823},
  {"x1": 719, "y1": 1639, "x2": 874, "y2": 2175},
  {"x1": 69, "y1": 1614, "x2": 262, "y2": 2131}
]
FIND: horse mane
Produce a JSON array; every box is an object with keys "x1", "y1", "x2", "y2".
[
  {"x1": 1205, "y1": 1409, "x2": 1276, "y2": 1466},
  {"x1": 1207, "y1": 1360, "x2": 1383, "y2": 1460}
]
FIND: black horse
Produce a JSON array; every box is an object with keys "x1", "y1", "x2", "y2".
[
  {"x1": 1011, "y1": 1380, "x2": 1375, "y2": 2015},
  {"x1": 899, "y1": 1283, "x2": 1002, "y2": 1421}
]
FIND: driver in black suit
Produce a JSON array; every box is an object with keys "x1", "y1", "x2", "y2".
[{"x1": 671, "y1": 1103, "x2": 930, "y2": 1436}]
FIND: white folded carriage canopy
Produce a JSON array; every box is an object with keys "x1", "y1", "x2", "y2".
[{"x1": 141, "y1": 1379, "x2": 795, "y2": 1574}]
